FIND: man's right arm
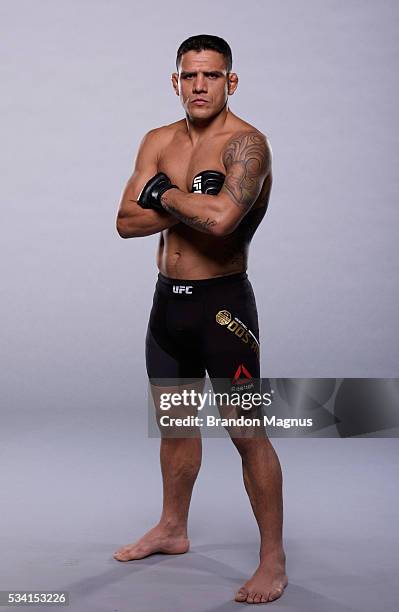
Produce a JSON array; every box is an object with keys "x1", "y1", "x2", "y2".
[{"x1": 115, "y1": 129, "x2": 180, "y2": 238}]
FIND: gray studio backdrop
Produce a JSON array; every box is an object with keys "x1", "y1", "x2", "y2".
[
  {"x1": 1, "y1": 3, "x2": 399, "y2": 611},
  {"x1": 1, "y1": 1, "x2": 398, "y2": 429}
]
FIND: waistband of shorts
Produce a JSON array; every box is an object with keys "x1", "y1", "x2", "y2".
[{"x1": 157, "y1": 271, "x2": 248, "y2": 289}]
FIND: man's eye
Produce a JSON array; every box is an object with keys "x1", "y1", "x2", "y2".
[{"x1": 208, "y1": 74, "x2": 218, "y2": 79}]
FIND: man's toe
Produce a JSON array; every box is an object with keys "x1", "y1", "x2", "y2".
[
  {"x1": 269, "y1": 586, "x2": 283, "y2": 601},
  {"x1": 235, "y1": 588, "x2": 248, "y2": 602}
]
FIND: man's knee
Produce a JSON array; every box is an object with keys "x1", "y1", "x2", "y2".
[{"x1": 231, "y1": 434, "x2": 269, "y2": 457}]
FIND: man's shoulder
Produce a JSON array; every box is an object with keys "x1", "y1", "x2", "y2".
[
  {"x1": 220, "y1": 115, "x2": 273, "y2": 174},
  {"x1": 136, "y1": 121, "x2": 185, "y2": 160},
  {"x1": 143, "y1": 119, "x2": 186, "y2": 145},
  {"x1": 224, "y1": 114, "x2": 271, "y2": 149}
]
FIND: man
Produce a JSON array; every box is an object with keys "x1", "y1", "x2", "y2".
[{"x1": 114, "y1": 34, "x2": 287, "y2": 605}]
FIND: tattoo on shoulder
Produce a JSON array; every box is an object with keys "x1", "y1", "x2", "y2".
[{"x1": 222, "y1": 131, "x2": 271, "y2": 210}]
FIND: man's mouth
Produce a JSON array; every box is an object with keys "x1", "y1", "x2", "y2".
[{"x1": 192, "y1": 99, "x2": 208, "y2": 105}]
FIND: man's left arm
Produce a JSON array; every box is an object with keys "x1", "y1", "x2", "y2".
[{"x1": 160, "y1": 131, "x2": 272, "y2": 236}]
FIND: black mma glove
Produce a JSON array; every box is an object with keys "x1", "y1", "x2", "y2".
[
  {"x1": 191, "y1": 170, "x2": 226, "y2": 195},
  {"x1": 138, "y1": 172, "x2": 178, "y2": 212}
]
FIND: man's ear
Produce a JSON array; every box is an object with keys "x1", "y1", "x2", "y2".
[
  {"x1": 171, "y1": 72, "x2": 179, "y2": 96},
  {"x1": 227, "y1": 72, "x2": 239, "y2": 96}
]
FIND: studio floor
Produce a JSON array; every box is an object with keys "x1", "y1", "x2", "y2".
[{"x1": 1, "y1": 430, "x2": 398, "y2": 612}]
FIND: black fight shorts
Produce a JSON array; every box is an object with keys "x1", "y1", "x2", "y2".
[{"x1": 146, "y1": 272, "x2": 260, "y2": 391}]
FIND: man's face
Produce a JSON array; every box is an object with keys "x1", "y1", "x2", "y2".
[{"x1": 172, "y1": 50, "x2": 238, "y2": 120}]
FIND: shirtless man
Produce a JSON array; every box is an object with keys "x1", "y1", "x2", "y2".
[{"x1": 114, "y1": 34, "x2": 287, "y2": 605}]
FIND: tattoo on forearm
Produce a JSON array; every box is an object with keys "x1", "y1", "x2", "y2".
[
  {"x1": 164, "y1": 204, "x2": 217, "y2": 233},
  {"x1": 222, "y1": 131, "x2": 271, "y2": 210}
]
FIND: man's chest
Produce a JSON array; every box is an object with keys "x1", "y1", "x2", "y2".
[{"x1": 158, "y1": 137, "x2": 227, "y2": 193}]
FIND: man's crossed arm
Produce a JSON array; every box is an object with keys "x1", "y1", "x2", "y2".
[
  {"x1": 116, "y1": 129, "x2": 271, "y2": 239},
  {"x1": 159, "y1": 131, "x2": 272, "y2": 237}
]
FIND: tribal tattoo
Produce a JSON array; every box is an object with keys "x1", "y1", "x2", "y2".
[{"x1": 221, "y1": 131, "x2": 271, "y2": 210}]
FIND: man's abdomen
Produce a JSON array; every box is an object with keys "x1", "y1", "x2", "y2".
[{"x1": 157, "y1": 225, "x2": 248, "y2": 280}]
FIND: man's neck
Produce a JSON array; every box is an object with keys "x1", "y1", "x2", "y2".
[{"x1": 185, "y1": 104, "x2": 231, "y2": 144}]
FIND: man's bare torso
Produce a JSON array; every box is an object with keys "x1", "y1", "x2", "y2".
[{"x1": 154, "y1": 112, "x2": 272, "y2": 279}]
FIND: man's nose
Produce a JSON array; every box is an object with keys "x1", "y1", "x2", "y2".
[{"x1": 193, "y1": 74, "x2": 207, "y2": 93}]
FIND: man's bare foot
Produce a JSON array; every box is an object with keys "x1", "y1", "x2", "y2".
[
  {"x1": 234, "y1": 549, "x2": 288, "y2": 604},
  {"x1": 113, "y1": 523, "x2": 190, "y2": 561}
]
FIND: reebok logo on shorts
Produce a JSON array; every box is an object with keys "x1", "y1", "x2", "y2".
[{"x1": 232, "y1": 364, "x2": 253, "y2": 385}]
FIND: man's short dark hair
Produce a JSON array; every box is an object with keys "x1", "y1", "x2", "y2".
[{"x1": 176, "y1": 34, "x2": 232, "y2": 72}]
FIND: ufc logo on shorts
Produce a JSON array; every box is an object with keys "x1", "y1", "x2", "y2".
[
  {"x1": 192, "y1": 176, "x2": 202, "y2": 193},
  {"x1": 173, "y1": 285, "x2": 193, "y2": 294}
]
